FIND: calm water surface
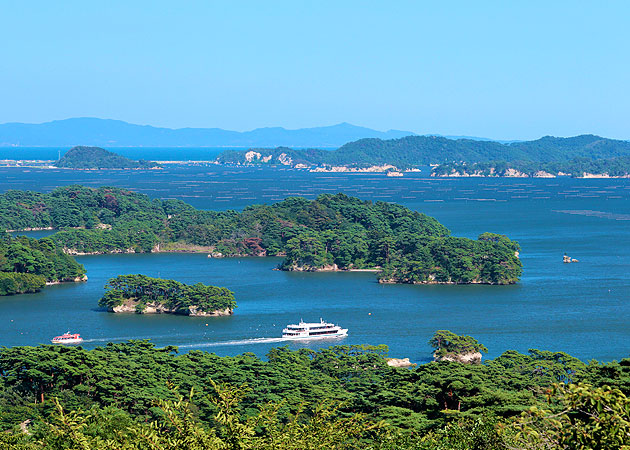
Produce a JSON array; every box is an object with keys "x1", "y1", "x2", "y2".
[
  {"x1": 1, "y1": 164, "x2": 629, "y2": 362},
  {"x1": 0, "y1": 147, "x2": 227, "y2": 161}
]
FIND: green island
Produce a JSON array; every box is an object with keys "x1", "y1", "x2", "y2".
[
  {"x1": 429, "y1": 329, "x2": 489, "y2": 364},
  {"x1": 55, "y1": 146, "x2": 160, "y2": 170},
  {"x1": 0, "y1": 234, "x2": 86, "y2": 295},
  {"x1": 0, "y1": 185, "x2": 522, "y2": 287},
  {"x1": 216, "y1": 134, "x2": 630, "y2": 177},
  {"x1": 99, "y1": 274, "x2": 236, "y2": 316},
  {"x1": 0, "y1": 332, "x2": 629, "y2": 449}
]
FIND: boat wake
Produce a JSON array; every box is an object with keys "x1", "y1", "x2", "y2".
[
  {"x1": 178, "y1": 337, "x2": 289, "y2": 349},
  {"x1": 80, "y1": 333, "x2": 183, "y2": 343},
  {"x1": 81, "y1": 336, "x2": 144, "y2": 343},
  {"x1": 81, "y1": 334, "x2": 347, "y2": 348}
]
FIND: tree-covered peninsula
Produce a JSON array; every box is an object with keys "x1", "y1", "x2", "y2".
[
  {"x1": 0, "y1": 186, "x2": 522, "y2": 285},
  {"x1": 216, "y1": 134, "x2": 630, "y2": 177},
  {"x1": 0, "y1": 339, "x2": 628, "y2": 449},
  {"x1": 99, "y1": 274, "x2": 236, "y2": 315},
  {"x1": 432, "y1": 155, "x2": 630, "y2": 178},
  {"x1": 0, "y1": 234, "x2": 86, "y2": 295},
  {"x1": 55, "y1": 146, "x2": 160, "y2": 169}
]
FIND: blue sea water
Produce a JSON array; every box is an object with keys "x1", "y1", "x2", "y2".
[
  {"x1": 0, "y1": 147, "x2": 228, "y2": 161},
  {"x1": 1, "y1": 164, "x2": 629, "y2": 363}
]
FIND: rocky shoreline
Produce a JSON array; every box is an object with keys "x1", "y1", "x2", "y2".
[
  {"x1": 6, "y1": 226, "x2": 55, "y2": 232},
  {"x1": 216, "y1": 160, "x2": 630, "y2": 178},
  {"x1": 64, "y1": 248, "x2": 136, "y2": 256},
  {"x1": 110, "y1": 298, "x2": 233, "y2": 317},
  {"x1": 282, "y1": 263, "x2": 381, "y2": 273},
  {"x1": 45, "y1": 274, "x2": 88, "y2": 286},
  {"x1": 378, "y1": 278, "x2": 485, "y2": 285},
  {"x1": 434, "y1": 351, "x2": 483, "y2": 364},
  {"x1": 386, "y1": 358, "x2": 416, "y2": 368},
  {"x1": 432, "y1": 170, "x2": 630, "y2": 178}
]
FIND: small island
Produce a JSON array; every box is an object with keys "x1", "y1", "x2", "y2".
[
  {"x1": 429, "y1": 330, "x2": 488, "y2": 364},
  {"x1": 98, "y1": 274, "x2": 236, "y2": 316},
  {"x1": 56, "y1": 146, "x2": 161, "y2": 170},
  {"x1": 563, "y1": 254, "x2": 579, "y2": 263}
]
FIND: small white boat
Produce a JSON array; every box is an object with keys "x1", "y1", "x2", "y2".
[
  {"x1": 282, "y1": 319, "x2": 348, "y2": 339},
  {"x1": 51, "y1": 332, "x2": 84, "y2": 345}
]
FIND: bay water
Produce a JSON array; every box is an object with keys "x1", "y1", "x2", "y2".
[{"x1": 1, "y1": 164, "x2": 629, "y2": 363}]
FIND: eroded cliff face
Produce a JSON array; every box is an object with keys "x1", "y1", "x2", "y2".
[
  {"x1": 64, "y1": 247, "x2": 136, "y2": 256},
  {"x1": 386, "y1": 358, "x2": 416, "y2": 368},
  {"x1": 283, "y1": 263, "x2": 339, "y2": 272},
  {"x1": 434, "y1": 352, "x2": 483, "y2": 364},
  {"x1": 378, "y1": 274, "x2": 486, "y2": 285},
  {"x1": 110, "y1": 299, "x2": 232, "y2": 317},
  {"x1": 45, "y1": 274, "x2": 88, "y2": 286},
  {"x1": 187, "y1": 306, "x2": 233, "y2": 317},
  {"x1": 310, "y1": 164, "x2": 399, "y2": 173}
]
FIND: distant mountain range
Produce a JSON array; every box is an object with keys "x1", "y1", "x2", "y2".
[
  {"x1": 4, "y1": 117, "x2": 629, "y2": 176},
  {"x1": 0, "y1": 118, "x2": 418, "y2": 148}
]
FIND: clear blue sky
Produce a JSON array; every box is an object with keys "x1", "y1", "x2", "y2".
[{"x1": 1, "y1": 1, "x2": 628, "y2": 140}]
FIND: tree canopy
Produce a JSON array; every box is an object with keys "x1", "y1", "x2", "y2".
[
  {"x1": 0, "y1": 186, "x2": 522, "y2": 285},
  {"x1": 0, "y1": 340, "x2": 629, "y2": 449},
  {"x1": 429, "y1": 330, "x2": 489, "y2": 357},
  {"x1": 433, "y1": 155, "x2": 630, "y2": 178},
  {"x1": 0, "y1": 233, "x2": 85, "y2": 295},
  {"x1": 216, "y1": 134, "x2": 630, "y2": 175},
  {"x1": 99, "y1": 274, "x2": 236, "y2": 314},
  {"x1": 55, "y1": 146, "x2": 159, "y2": 169}
]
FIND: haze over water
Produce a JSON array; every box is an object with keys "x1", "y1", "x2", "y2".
[{"x1": 1, "y1": 164, "x2": 629, "y2": 363}]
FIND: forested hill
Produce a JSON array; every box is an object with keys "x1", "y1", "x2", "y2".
[
  {"x1": 216, "y1": 134, "x2": 630, "y2": 172},
  {"x1": 0, "y1": 234, "x2": 86, "y2": 295},
  {"x1": 0, "y1": 186, "x2": 522, "y2": 285},
  {"x1": 55, "y1": 146, "x2": 160, "y2": 169}
]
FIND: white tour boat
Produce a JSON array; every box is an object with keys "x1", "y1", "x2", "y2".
[
  {"x1": 282, "y1": 319, "x2": 348, "y2": 339},
  {"x1": 51, "y1": 332, "x2": 84, "y2": 345}
]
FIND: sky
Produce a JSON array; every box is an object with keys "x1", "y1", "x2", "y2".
[{"x1": 1, "y1": 1, "x2": 629, "y2": 140}]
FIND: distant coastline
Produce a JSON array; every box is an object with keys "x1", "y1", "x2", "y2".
[
  {"x1": 1, "y1": 158, "x2": 628, "y2": 178},
  {"x1": 0, "y1": 160, "x2": 166, "y2": 170},
  {"x1": 4, "y1": 131, "x2": 630, "y2": 178},
  {"x1": 214, "y1": 134, "x2": 630, "y2": 178}
]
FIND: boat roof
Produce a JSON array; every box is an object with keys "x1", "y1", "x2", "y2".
[{"x1": 287, "y1": 319, "x2": 336, "y2": 327}]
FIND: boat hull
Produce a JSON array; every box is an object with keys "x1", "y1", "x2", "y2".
[
  {"x1": 51, "y1": 339, "x2": 84, "y2": 345},
  {"x1": 282, "y1": 329, "x2": 348, "y2": 340}
]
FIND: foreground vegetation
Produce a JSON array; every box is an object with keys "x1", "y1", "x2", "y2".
[
  {"x1": 99, "y1": 274, "x2": 236, "y2": 315},
  {"x1": 0, "y1": 234, "x2": 85, "y2": 295},
  {"x1": 0, "y1": 186, "x2": 522, "y2": 285},
  {"x1": 0, "y1": 339, "x2": 628, "y2": 449},
  {"x1": 56, "y1": 146, "x2": 159, "y2": 170}
]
